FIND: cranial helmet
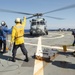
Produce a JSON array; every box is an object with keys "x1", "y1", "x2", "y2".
[
  {"x1": 1, "y1": 21, "x2": 6, "y2": 26},
  {"x1": 15, "y1": 18, "x2": 21, "y2": 23}
]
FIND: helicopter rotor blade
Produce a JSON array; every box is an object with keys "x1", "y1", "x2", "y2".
[
  {"x1": 0, "y1": 8, "x2": 33, "y2": 15},
  {"x1": 26, "y1": 15, "x2": 35, "y2": 19},
  {"x1": 44, "y1": 16, "x2": 65, "y2": 20},
  {"x1": 26, "y1": 13, "x2": 43, "y2": 19},
  {"x1": 43, "y1": 4, "x2": 75, "y2": 15}
]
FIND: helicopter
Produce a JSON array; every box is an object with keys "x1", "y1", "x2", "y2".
[
  {"x1": 0, "y1": 4, "x2": 75, "y2": 35},
  {"x1": 29, "y1": 15, "x2": 48, "y2": 35}
]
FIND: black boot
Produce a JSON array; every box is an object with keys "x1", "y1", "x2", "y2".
[
  {"x1": 72, "y1": 43, "x2": 74, "y2": 46},
  {"x1": 12, "y1": 57, "x2": 16, "y2": 62},
  {"x1": 24, "y1": 54, "x2": 29, "y2": 62},
  {"x1": 2, "y1": 48, "x2": 8, "y2": 53},
  {"x1": 73, "y1": 51, "x2": 75, "y2": 57}
]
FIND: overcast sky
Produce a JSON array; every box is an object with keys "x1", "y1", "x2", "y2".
[{"x1": 0, "y1": 0, "x2": 75, "y2": 29}]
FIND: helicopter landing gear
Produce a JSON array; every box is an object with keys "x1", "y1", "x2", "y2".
[
  {"x1": 45, "y1": 31, "x2": 48, "y2": 35},
  {"x1": 30, "y1": 31, "x2": 33, "y2": 36}
]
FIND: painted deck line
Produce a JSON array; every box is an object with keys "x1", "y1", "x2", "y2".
[
  {"x1": 7, "y1": 40, "x2": 75, "y2": 52},
  {"x1": 33, "y1": 37, "x2": 44, "y2": 75}
]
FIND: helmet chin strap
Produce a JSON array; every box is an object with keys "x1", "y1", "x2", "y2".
[{"x1": 2, "y1": 24, "x2": 5, "y2": 26}]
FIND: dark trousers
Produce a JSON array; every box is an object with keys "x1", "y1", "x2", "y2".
[
  {"x1": 0, "y1": 40, "x2": 6, "y2": 52},
  {"x1": 73, "y1": 40, "x2": 75, "y2": 46},
  {"x1": 12, "y1": 43, "x2": 28, "y2": 58},
  {"x1": 72, "y1": 35, "x2": 75, "y2": 46}
]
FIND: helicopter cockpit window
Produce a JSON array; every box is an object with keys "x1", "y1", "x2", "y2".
[
  {"x1": 31, "y1": 22, "x2": 36, "y2": 26},
  {"x1": 37, "y1": 22, "x2": 40, "y2": 25},
  {"x1": 40, "y1": 21, "x2": 45, "y2": 25},
  {"x1": 36, "y1": 21, "x2": 45, "y2": 25}
]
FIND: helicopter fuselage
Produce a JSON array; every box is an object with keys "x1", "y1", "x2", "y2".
[{"x1": 30, "y1": 18, "x2": 48, "y2": 35}]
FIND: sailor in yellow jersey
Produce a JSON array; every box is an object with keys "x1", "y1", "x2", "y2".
[{"x1": 10, "y1": 16, "x2": 29, "y2": 62}]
